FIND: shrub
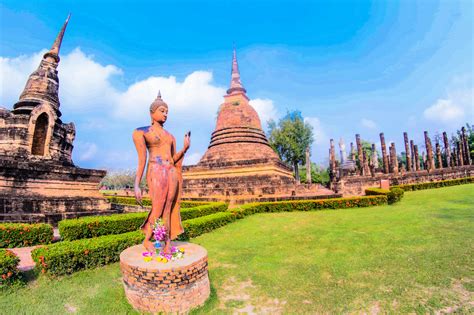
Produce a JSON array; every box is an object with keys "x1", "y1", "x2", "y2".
[
  {"x1": 105, "y1": 196, "x2": 209, "y2": 208},
  {"x1": 365, "y1": 187, "x2": 404, "y2": 205},
  {"x1": 31, "y1": 231, "x2": 143, "y2": 276},
  {"x1": 387, "y1": 188, "x2": 404, "y2": 204},
  {"x1": 181, "y1": 202, "x2": 228, "y2": 221},
  {"x1": 179, "y1": 212, "x2": 236, "y2": 240},
  {"x1": 59, "y1": 202, "x2": 228, "y2": 241},
  {"x1": 392, "y1": 177, "x2": 474, "y2": 191},
  {"x1": 59, "y1": 213, "x2": 147, "y2": 241},
  {"x1": 0, "y1": 249, "x2": 21, "y2": 286},
  {"x1": 0, "y1": 223, "x2": 54, "y2": 248},
  {"x1": 365, "y1": 188, "x2": 390, "y2": 196},
  {"x1": 229, "y1": 196, "x2": 388, "y2": 219}
]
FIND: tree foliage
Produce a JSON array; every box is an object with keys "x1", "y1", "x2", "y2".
[{"x1": 268, "y1": 111, "x2": 314, "y2": 181}]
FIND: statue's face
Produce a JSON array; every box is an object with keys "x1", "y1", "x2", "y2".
[{"x1": 151, "y1": 105, "x2": 168, "y2": 124}]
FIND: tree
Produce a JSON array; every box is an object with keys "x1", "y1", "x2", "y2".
[{"x1": 268, "y1": 111, "x2": 314, "y2": 181}]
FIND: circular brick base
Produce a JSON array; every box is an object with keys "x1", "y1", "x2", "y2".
[{"x1": 120, "y1": 242, "x2": 210, "y2": 314}]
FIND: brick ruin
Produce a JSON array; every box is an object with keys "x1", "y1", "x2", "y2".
[
  {"x1": 0, "y1": 16, "x2": 112, "y2": 224},
  {"x1": 182, "y1": 49, "x2": 337, "y2": 203},
  {"x1": 329, "y1": 128, "x2": 474, "y2": 196}
]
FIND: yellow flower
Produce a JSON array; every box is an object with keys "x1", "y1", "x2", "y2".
[
  {"x1": 144, "y1": 257, "x2": 152, "y2": 262},
  {"x1": 162, "y1": 258, "x2": 168, "y2": 263},
  {"x1": 179, "y1": 248, "x2": 185, "y2": 253}
]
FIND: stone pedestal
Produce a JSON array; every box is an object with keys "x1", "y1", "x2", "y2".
[{"x1": 120, "y1": 242, "x2": 210, "y2": 314}]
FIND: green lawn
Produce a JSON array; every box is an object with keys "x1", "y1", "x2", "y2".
[{"x1": 1, "y1": 184, "x2": 473, "y2": 314}]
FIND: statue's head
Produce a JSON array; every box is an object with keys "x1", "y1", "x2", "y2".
[{"x1": 150, "y1": 91, "x2": 168, "y2": 124}]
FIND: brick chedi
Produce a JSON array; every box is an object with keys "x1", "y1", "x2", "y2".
[
  {"x1": 183, "y1": 49, "x2": 333, "y2": 202},
  {"x1": 0, "y1": 16, "x2": 111, "y2": 224}
]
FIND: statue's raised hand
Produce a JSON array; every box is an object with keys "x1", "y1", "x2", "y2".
[{"x1": 184, "y1": 131, "x2": 191, "y2": 152}]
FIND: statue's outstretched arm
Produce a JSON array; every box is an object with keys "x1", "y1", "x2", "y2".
[{"x1": 132, "y1": 130, "x2": 147, "y2": 202}]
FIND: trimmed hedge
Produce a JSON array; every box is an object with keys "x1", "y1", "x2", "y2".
[
  {"x1": 34, "y1": 195, "x2": 390, "y2": 276},
  {"x1": 31, "y1": 231, "x2": 143, "y2": 276},
  {"x1": 105, "y1": 196, "x2": 210, "y2": 208},
  {"x1": 0, "y1": 249, "x2": 21, "y2": 286},
  {"x1": 392, "y1": 177, "x2": 474, "y2": 191},
  {"x1": 0, "y1": 223, "x2": 54, "y2": 248},
  {"x1": 59, "y1": 202, "x2": 228, "y2": 241},
  {"x1": 180, "y1": 202, "x2": 228, "y2": 221},
  {"x1": 365, "y1": 187, "x2": 404, "y2": 205},
  {"x1": 33, "y1": 211, "x2": 234, "y2": 276},
  {"x1": 59, "y1": 213, "x2": 147, "y2": 241},
  {"x1": 229, "y1": 196, "x2": 388, "y2": 219},
  {"x1": 179, "y1": 212, "x2": 237, "y2": 240}
]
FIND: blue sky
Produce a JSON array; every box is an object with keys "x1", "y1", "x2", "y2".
[{"x1": 1, "y1": 0, "x2": 472, "y2": 170}]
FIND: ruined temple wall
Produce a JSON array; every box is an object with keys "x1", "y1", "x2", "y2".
[
  {"x1": 0, "y1": 110, "x2": 74, "y2": 164},
  {"x1": 334, "y1": 165, "x2": 474, "y2": 196},
  {"x1": 0, "y1": 158, "x2": 111, "y2": 224}
]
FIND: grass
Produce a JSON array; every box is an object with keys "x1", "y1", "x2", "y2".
[{"x1": 1, "y1": 184, "x2": 473, "y2": 314}]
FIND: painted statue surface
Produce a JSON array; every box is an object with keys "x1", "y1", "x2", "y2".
[{"x1": 133, "y1": 93, "x2": 190, "y2": 254}]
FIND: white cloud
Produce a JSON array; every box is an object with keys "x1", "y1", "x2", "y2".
[
  {"x1": 249, "y1": 98, "x2": 279, "y2": 127},
  {"x1": 75, "y1": 142, "x2": 98, "y2": 161},
  {"x1": 423, "y1": 87, "x2": 473, "y2": 126},
  {"x1": 0, "y1": 50, "x2": 46, "y2": 105},
  {"x1": 59, "y1": 48, "x2": 122, "y2": 112},
  {"x1": 183, "y1": 152, "x2": 202, "y2": 166},
  {"x1": 360, "y1": 118, "x2": 377, "y2": 129},
  {"x1": 304, "y1": 116, "x2": 326, "y2": 145},
  {"x1": 115, "y1": 71, "x2": 225, "y2": 122}
]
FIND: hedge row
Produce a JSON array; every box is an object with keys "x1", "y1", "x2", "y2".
[
  {"x1": 365, "y1": 187, "x2": 404, "y2": 204},
  {"x1": 229, "y1": 196, "x2": 388, "y2": 218},
  {"x1": 34, "y1": 195, "x2": 388, "y2": 276},
  {"x1": 392, "y1": 177, "x2": 474, "y2": 191},
  {"x1": 105, "y1": 196, "x2": 210, "y2": 208},
  {"x1": 0, "y1": 249, "x2": 21, "y2": 286},
  {"x1": 32, "y1": 212, "x2": 234, "y2": 276},
  {"x1": 0, "y1": 223, "x2": 54, "y2": 248},
  {"x1": 32, "y1": 231, "x2": 143, "y2": 276},
  {"x1": 58, "y1": 202, "x2": 228, "y2": 241},
  {"x1": 179, "y1": 212, "x2": 236, "y2": 240},
  {"x1": 59, "y1": 213, "x2": 146, "y2": 241}
]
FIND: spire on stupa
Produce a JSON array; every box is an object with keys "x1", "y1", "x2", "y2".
[
  {"x1": 226, "y1": 47, "x2": 247, "y2": 95},
  {"x1": 43, "y1": 14, "x2": 71, "y2": 63},
  {"x1": 13, "y1": 14, "x2": 71, "y2": 116}
]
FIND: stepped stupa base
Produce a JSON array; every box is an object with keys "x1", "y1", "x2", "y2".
[{"x1": 120, "y1": 242, "x2": 210, "y2": 314}]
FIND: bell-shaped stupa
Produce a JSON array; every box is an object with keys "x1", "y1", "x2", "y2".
[{"x1": 183, "y1": 49, "x2": 325, "y2": 202}]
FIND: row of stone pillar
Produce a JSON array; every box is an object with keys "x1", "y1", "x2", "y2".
[{"x1": 329, "y1": 127, "x2": 472, "y2": 177}]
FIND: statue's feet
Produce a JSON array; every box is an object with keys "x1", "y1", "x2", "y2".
[
  {"x1": 143, "y1": 240, "x2": 155, "y2": 253},
  {"x1": 162, "y1": 240, "x2": 172, "y2": 255}
]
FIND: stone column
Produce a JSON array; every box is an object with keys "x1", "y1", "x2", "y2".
[
  {"x1": 457, "y1": 141, "x2": 464, "y2": 166},
  {"x1": 372, "y1": 143, "x2": 379, "y2": 169},
  {"x1": 442, "y1": 132, "x2": 451, "y2": 168},
  {"x1": 380, "y1": 133, "x2": 389, "y2": 174},
  {"x1": 422, "y1": 151, "x2": 427, "y2": 170},
  {"x1": 350, "y1": 142, "x2": 356, "y2": 161},
  {"x1": 414, "y1": 144, "x2": 420, "y2": 171},
  {"x1": 363, "y1": 150, "x2": 370, "y2": 176},
  {"x1": 390, "y1": 142, "x2": 399, "y2": 175},
  {"x1": 435, "y1": 142, "x2": 442, "y2": 169},
  {"x1": 452, "y1": 146, "x2": 458, "y2": 167},
  {"x1": 410, "y1": 140, "x2": 416, "y2": 171},
  {"x1": 424, "y1": 131, "x2": 435, "y2": 171},
  {"x1": 329, "y1": 139, "x2": 336, "y2": 176},
  {"x1": 305, "y1": 147, "x2": 311, "y2": 184},
  {"x1": 356, "y1": 134, "x2": 364, "y2": 175},
  {"x1": 403, "y1": 132, "x2": 412, "y2": 172},
  {"x1": 461, "y1": 127, "x2": 472, "y2": 165}
]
